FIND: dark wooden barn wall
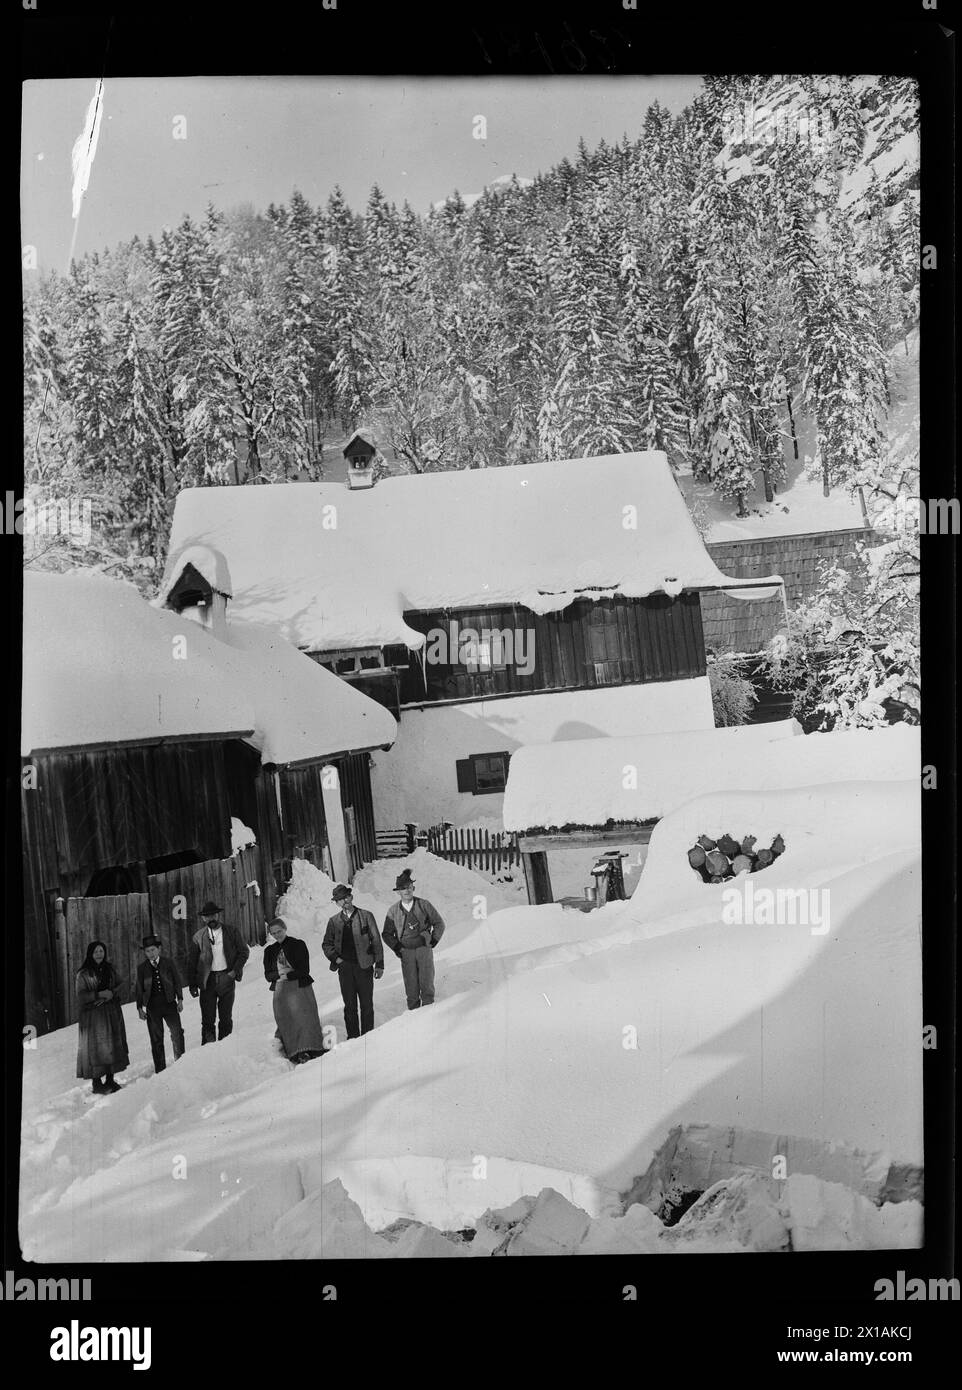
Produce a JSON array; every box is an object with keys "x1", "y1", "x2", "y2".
[
  {"x1": 22, "y1": 788, "x2": 57, "y2": 1036},
  {"x1": 24, "y1": 742, "x2": 240, "y2": 890},
  {"x1": 339, "y1": 752, "x2": 378, "y2": 868},
  {"x1": 23, "y1": 740, "x2": 273, "y2": 1031},
  {"x1": 22, "y1": 738, "x2": 382, "y2": 1031},
  {"x1": 397, "y1": 593, "x2": 706, "y2": 704}
]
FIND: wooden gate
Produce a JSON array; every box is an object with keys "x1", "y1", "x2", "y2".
[
  {"x1": 148, "y1": 848, "x2": 265, "y2": 988},
  {"x1": 48, "y1": 852, "x2": 265, "y2": 1030},
  {"x1": 57, "y1": 894, "x2": 151, "y2": 1026}
]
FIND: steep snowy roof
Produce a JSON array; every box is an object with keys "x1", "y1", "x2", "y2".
[
  {"x1": 22, "y1": 570, "x2": 397, "y2": 764},
  {"x1": 502, "y1": 722, "x2": 919, "y2": 832},
  {"x1": 343, "y1": 429, "x2": 378, "y2": 452},
  {"x1": 161, "y1": 452, "x2": 782, "y2": 653}
]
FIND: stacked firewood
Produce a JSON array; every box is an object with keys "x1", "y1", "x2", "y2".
[{"x1": 687, "y1": 832, "x2": 786, "y2": 884}]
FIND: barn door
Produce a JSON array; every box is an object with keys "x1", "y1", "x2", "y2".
[
  {"x1": 148, "y1": 850, "x2": 266, "y2": 987},
  {"x1": 59, "y1": 894, "x2": 151, "y2": 1026},
  {"x1": 343, "y1": 805, "x2": 362, "y2": 878}
]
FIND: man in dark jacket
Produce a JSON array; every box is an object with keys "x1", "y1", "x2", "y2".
[
  {"x1": 322, "y1": 885, "x2": 384, "y2": 1039},
  {"x1": 382, "y1": 869, "x2": 445, "y2": 1010},
  {"x1": 135, "y1": 935, "x2": 185, "y2": 1073},
  {"x1": 186, "y1": 901, "x2": 250, "y2": 1044}
]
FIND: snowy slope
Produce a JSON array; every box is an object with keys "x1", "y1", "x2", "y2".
[
  {"x1": 680, "y1": 327, "x2": 918, "y2": 543},
  {"x1": 432, "y1": 173, "x2": 534, "y2": 211}
]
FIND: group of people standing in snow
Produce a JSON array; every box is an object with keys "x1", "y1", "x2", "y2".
[{"x1": 75, "y1": 869, "x2": 446, "y2": 1096}]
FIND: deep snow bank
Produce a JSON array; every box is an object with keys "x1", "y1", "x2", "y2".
[
  {"x1": 238, "y1": 1170, "x2": 922, "y2": 1259},
  {"x1": 624, "y1": 776, "x2": 920, "y2": 933},
  {"x1": 20, "y1": 775, "x2": 922, "y2": 1260}
]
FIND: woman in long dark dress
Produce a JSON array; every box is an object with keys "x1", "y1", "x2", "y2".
[
  {"x1": 76, "y1": 940, "x2": 129, "y2": 1094},
  {"x1": 263, "y1": 918, "x2": 325, "y2": 1064}
]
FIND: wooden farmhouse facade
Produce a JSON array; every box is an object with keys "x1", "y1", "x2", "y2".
[
  {"x1": 162, "y1": 449, "x2": 782, "y2": 836},
  {"x1": 21, "y1": 566, "x2": 396, "y2": 1033}
]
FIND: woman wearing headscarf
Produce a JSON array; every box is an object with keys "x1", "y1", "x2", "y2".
[
  {"x1": 76, "y1": 940, "x2": 129, "y2": 1094},
  {"x1": 263, "y1": 917, "x2": 326, "y2": 1064}
]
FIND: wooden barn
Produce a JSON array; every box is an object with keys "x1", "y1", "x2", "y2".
[
  {"x1": 21, "y1": 564, "x2": 396, "y2": 1033},
  {"x1": 161, "y1": 450, "x2": 783, "y2": 836}
]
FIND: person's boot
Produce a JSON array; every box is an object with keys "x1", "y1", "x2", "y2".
[
  {"x1": 91, "y1": 1077, "x2": 106, "y2": 1094},
  {"x1": 103, "y1": 1073, "x2": 122, "y2": 1094}
]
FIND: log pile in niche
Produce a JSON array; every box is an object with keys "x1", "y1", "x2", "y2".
[{"x1": 686, "y1": 832, "x2": 786, "y2": 883}]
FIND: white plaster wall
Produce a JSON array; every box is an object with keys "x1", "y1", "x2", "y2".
[{"x1": 370, "y1": 677, "x2": 714, "y2": 830}]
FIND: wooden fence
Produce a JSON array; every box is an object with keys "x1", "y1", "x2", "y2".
[
  {"x1": 55, "y1": 894, "x2": 152, "y2": 1027},
  {"x1": 423, "y1": 825, "x2": 521, "y2": 874}
]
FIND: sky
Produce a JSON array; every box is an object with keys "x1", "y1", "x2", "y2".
[{"x1": 21, "y1": 75, "x2": 702, "y2": 271}]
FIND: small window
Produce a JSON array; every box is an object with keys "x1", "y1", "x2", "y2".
[
  {"x1": 474, "y1": 754, "x2": 508, "y2": 791},
  {"x1": 463, "y1": 632, "x2": 508, "y2": 673},
  {"x1": 592, "y1": 660, "x2": 622, "y2": 685},
  {"x1": 456, "y1": 751, "x2": 510, "y2": 795}
]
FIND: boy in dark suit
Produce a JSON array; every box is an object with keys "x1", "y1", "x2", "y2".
[{"x1": 135, "y1": 935, "x2": 185, "y2": 1073}]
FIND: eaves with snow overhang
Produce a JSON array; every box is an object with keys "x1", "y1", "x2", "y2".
[
  {"x1": 160, "y1": 452, "x2": 784, "y2": 655},
  {"x1": 22, "y1": 571, "x2": 397, "y2": 765}
]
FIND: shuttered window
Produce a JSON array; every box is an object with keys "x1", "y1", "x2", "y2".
[{"x1": 455, "y1": 752, "x2": 510, "y2": 794}]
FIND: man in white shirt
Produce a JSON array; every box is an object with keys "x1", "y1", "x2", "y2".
[{"x1": 186, "y1": 901, "x2": 250, "y2": 1044}]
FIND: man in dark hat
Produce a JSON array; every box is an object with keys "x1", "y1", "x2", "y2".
[
  {"x1": 322, "y1": 885, "x2": 384, "y2": 1039},
  {"x1": 135, "y1": 935, "x2": 185, "y2": 1073},
  {"x1": 186, "y1": 902, "x2": 250, "y2": 1044},
  {"x1": 382, "y1": 869, "x2": 445, "y2": 1010}
]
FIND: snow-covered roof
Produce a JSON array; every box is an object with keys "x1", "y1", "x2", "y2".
[
  {"x1": 162, "y1": 452, "x2": 783, "y2": 653},
  {"x1": 22, "y1": 571, "x2": 397, "y2": 764},
  {"x1": 502, "y1": 722, "x2": 919, "y2": 832},
  {"x1": 343, "y1": 430, "x2": 377, "y2": 453}
]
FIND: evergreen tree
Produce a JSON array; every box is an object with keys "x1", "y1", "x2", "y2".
[
  {"x1": 111, "y1": 302, "x2": 169, "y2": 561},
  {"x1": 323, "y1": 187, "x2": 376, "y2": 430},
  {"x1": 618, "y1": 236, "x2": 689, "y2": 465},
  {"x1": 684, "y1": 162, "x2": 756, "y2": 510},
  {"x1": 538, "y1": 206, "x2": 635, "y2": 459}
]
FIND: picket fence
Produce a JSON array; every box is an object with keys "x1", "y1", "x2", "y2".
[{"x1": 423, "y1": 824, "x2": 521, "y2": 874}]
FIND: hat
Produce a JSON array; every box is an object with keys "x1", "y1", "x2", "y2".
[
  {"x1": 332, "y1": 884, "x2": 352, "y2": 902},
  {"x1": 394, "y1": 869, "x2": 415, "y2": 891},
  {"x1": 200, "y1": 901, "x2": 222, "y2": 915},
  {"x1": 141, "y1": 935, "x2": 162, "y2": 949}
]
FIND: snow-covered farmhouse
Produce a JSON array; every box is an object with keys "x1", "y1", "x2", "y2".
[
  {"x1": 161, "y1": 451, "x2": 782, "y2": 837},
  {"x1": 21, "y1": 568, "x2": 396, "y2": 1032}
]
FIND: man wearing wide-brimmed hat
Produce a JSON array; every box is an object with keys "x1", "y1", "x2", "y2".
[
  {"x1": 135, "y1": 934, "x2": 185, "y2": 1073},
  {"x1": 382, "y1": 869, "x2": 445, "y2": 1010},
  {"x1": 186, "y1": 901, "x2": 250, "y2": 1045},
  {"x1": 322, "y1": 884, "x2": 384, "y2": 1039}
]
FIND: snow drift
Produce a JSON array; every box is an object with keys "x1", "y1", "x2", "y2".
[{"x1": 20, "y1": 770, "x2": 921, "y2": 1260}]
